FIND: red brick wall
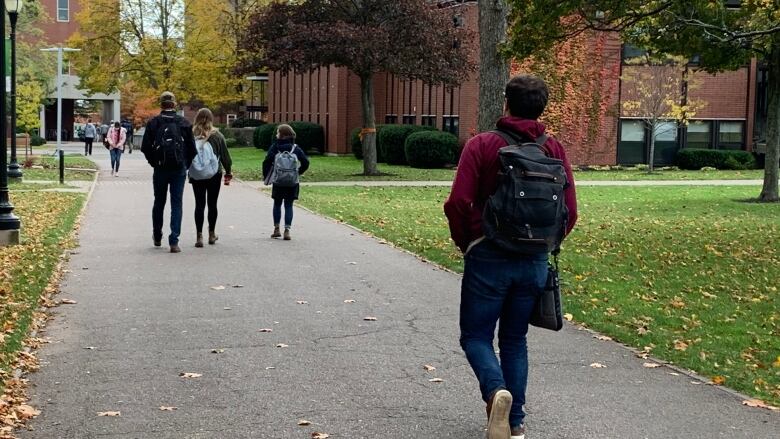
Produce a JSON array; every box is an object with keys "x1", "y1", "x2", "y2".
[{"x1": 38, "y1": 0, "x2": 83, "y2": 45}]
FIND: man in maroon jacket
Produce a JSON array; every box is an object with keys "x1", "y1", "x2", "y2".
[{"x1": 444, "y1": 75, "x2": 578, "y2": 439}]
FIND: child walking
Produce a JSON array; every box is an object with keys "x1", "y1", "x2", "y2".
[{"x1": 262, "y1": 124, "x2": 309, "y2": 240}]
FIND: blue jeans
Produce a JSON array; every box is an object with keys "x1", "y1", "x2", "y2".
[
  {"x1": 110, "y1": 148, "x2": 122, "y2": 172},
  {"x1": 272, "y1": 198, "x2": 294, "y2": 228},
  {"x1": 152, "y1": 167, "x2": 187, "y2": 245},
  {"x1": 460, "y1": 240, "x2": 548, "y2": 429}
]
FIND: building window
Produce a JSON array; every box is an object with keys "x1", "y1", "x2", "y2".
[
  {"x1": 402, "y1": 114, "x2": 416, "y2": 125},
  {"x1": 421, "y1": 115, "x2": 436, "y2": 127},
  {"x1": 686, "y1": 121, "x2": 711, "y2": 149},
  {"x1": 384, "y1": 114, "x2": 398, "y2": 124},
  {"x1": 58, "y1": 0, "x2": 69, "y2": 22},
  {"x1": 621, "y1": 44, "x2": 647, "y2": 63},
  {"x1": 443, "y1": 116, "x2": 459, "y2": 137},
  {"x1": 718, "y1": 121, "x2": 744, "y2": 149},
  {"x1": 617, "y1": 119, "x2": 646, "y2": 165},
  {"x1": 652, "y1": 121, "x2": 679, "y2": 165}
]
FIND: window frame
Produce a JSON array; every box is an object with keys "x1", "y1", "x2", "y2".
[
  {"x1": 420, "y1": 115, "x2": 436, "y2": 128},
  {"x1": 442, "y1": 115, "x2": 459, "y2": 137},
  {"x1": 716, "y1": 120, "x2": 745, "y2": 150},
  {"x1": 57, "y1": 0, "x2": 70, "y2": 22}
]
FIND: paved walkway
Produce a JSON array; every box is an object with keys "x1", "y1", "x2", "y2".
[{"x1": 20, "y1": 151, "x2": 780, "y2": 438}]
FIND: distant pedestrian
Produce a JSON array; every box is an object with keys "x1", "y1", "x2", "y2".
[
  {"x1": 106, "y1": 121, "x2": 126, "y2": 177},
  {"x1": 100, "y1": 122, "x2": 110, "y2": 144},
  {"x1": 444, "y1": 75, "x2": 578, "y2": 439},
  {"x1": 121, "y1": 119, "x2": 134, "y2": 153},
  {"x1": 84, "y1": 119, "x2": 96, "y2": 156},
  {"x1": 189, "y1": 108, "x2": 233, "y2": 248},
  {"x1": 262, "y1": 124, "x2": 309, "y2": 240},
  {"x1": 141, "y1": 91, "x2": 197, "y2": 253}
]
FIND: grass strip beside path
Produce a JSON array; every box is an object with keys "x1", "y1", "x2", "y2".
[
  {"x1": 0, "y1": 192, "x2": 85, "y2": 392},
  {"x1": 298, "y1": 185, "x2": 780, "y2": 406}
]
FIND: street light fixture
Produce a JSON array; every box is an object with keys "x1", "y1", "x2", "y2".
[
  {"x1": 6, "y1": 0, "x2": 24, "y2": 180},
  {"x1": 0, "y1": 0, "x2": 20, "y2": 245}
]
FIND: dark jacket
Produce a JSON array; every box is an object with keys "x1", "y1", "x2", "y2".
[
  {"x1": 204, "y1": 131, "x2": 233, "y2": 175},
  {"x1": 443, "y1": 116, "x2": 578, "y2": 253},
  {"x1": 262, "y1": 139, "x2": 310, "y2": 179},
  {"x1": 140, "y1": 110, "x2": 197, "y2": 169}
]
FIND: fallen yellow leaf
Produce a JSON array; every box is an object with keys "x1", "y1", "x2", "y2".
[
  {"x1": 742, "y1": 399, "x2": 780, "y2": 411},
  {"x1": 423, "y1": 364, "x2": 436, "y2": 372},
  {"x1": 312, "y1": 433, "x2": 330, "y2": 439},
  {"x1": 563, "y1": 313, "x2": 573, "y2": 321},
  {"x1": 159, "y1": 406, "x2": 177, "y2": 411},
  {"x1": 643, "y1": 362, "x2": 661, "y2": 368},
  {"x1": 179, "y1": 372, "x2": 202, "y2": 378},
  {"x1": 711, "y1": 375, "x2": 726, "y2": 385},
  {"x1": 298, "y1": 420, "x2": 311, "y2": 426},
  {"x1": 97, "y1": 411, "x2": 121, "y2": 417},
  {"x1": 589, "y1": 362, "x2": 607, "y2": 368}
]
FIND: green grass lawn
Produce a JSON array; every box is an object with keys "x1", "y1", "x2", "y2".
[
  {"x1": 298, "y1": 185, "x2": 780, "y2": 406},
  {"x1": 17, "y1": 154, "x2": 98, "y2": 182},
  {"x1": 229, "y1": 147, "x2": 767, "y2": 182},
  {"x1": 0, "y1": 191, "x2": 85, "y2": 392}
]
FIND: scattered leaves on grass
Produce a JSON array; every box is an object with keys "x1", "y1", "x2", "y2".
[
  {"x1": 711, "y1": 375, "x2": 727, "y2": 385},
  {"x1": 275, "y1": 343, "x2": 289, "y2": 348},
  {"x1": 673, "y1": 340, "x2": 689, "y2": 351},
  {"x1": 589, "y1": 363, "x2": 607, "y2": 368},
  {"x1": 772, "y1": 356, "x2": 780, "y2": 368},
  {"x1": 363, "y1": 316, "x2": 377, "y2": 321},
  {"x1": 298, "y1": 419, "x2": 311, "y2": 426},
  {"x1": 423, "y1": 365, "x2": 436, "y2": 372},
  {"x1": 643, "y1": 362, "x2": 661, "y2": 368},
  {"x1": 159, "y1": 406, "x2": 177, "y2": 411},
  {"x1": 563, "y1": 313, "x2": 573, "y2": 321},
  {"x1": 97, "y1": 411, "x2": 120, "y2": 417},
  {"x1": 312, "y1": 433, "x2": 330, "y2": 439},
  {"x1": 210, "y1": 285, "x2": 226, "y2": 291},
  {"x1": 742, "y1": 399, "x2": 780, "y2": 411},
  {"x1": 428, "y1": 378, "x2": 444, "y2": 383},
  {"x1": 179, "y1": 373, "x2": 202, "y2": 378},
  {"x1": 60, "y1": 299, "x2": 77, "y2": 304}
]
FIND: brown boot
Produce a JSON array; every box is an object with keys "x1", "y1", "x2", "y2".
[
  {"x1": 283, "y1": 228, "x2": 291, "y2": 241},
  {"x1": 271, "y1": 225, "x2": 281, "y2": 238},
  {"x1": 170, "y1": 244, "x2": 181, "y2": 253},
  {"x1": 195, "y1": 233, "x2": 204, "y2": 248},
  {"x1": 208, "y1": 230, "x2": 218, "y2": 245}
]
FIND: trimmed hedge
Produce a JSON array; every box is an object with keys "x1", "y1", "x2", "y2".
[
  {"x1": 676, "y1": 148, "x2": 757, "y2": 170},
  {"x1": 253, "y1": 122, "x2": 325, "y2": 153},
  {"x1": 253, "y1": 124, "x2": 278, "y2": 149},
  {"x1": 231, "y1": 118, "x2": 264, "y2": 128},
  {"x1": 30, "y1": 134, "x2": 46, "y2": 146},
  {"x1": 378, "y1": 124, "x2": 438, "y2": 165},
  {"x1": 289, "y1": 121, "x2": 325, "y2": 154},
  {"x1": 351, "y1": 125, "x2": 388, "y2": 161},
  {"x1": 405, "y1": 131, "x2": 459, "y2": 168}
]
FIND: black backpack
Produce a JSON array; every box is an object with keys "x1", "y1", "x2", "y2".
[
  {"x1": 482, "y1": 129, "x2": 569, "y2": 255},
  {"x1": 153, "y1": 115, "x2": 186, "y2": 170}
]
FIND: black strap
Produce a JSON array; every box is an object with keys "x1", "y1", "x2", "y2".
[{"x1": 491, "y1": 129, "x2": 548, "y2": 149}]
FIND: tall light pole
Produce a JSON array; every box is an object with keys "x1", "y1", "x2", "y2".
[
  {"x1": 40, "y1": 47, "x2": 80, "y2": 154},
  {"x1": 0, "y1": 0, "x2": 20, "y2": 245},
  {"x1": 6, "y1": 0, "x2": 24, "y2": 180}
]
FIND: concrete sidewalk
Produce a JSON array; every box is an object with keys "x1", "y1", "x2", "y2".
[{"x1": 20, "y1": 152, "x2": 780, "y2": 438}]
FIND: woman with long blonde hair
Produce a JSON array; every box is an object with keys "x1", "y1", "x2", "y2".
[{"x1": 190, "y1": 108, "x2": 233, "y2": 248}]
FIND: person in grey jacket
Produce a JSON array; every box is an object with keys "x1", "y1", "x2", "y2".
[{"x1": 84, "y1": 119, "x2": 96, "y2": 156}]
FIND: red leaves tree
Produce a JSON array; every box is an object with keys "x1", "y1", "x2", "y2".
[{"x1": 238, "y1": 0, "x2": 475, "y2": 175}]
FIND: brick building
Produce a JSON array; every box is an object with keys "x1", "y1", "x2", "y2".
[{"x1": 263, "y1": 0, "x2": 766, "y2": 165}]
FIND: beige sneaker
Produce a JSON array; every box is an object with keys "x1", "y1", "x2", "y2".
[{"x1": 486, "y1": 389, "x2": 512, "y2": 439}]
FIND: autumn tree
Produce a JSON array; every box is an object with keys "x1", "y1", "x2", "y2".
[
  {"x1": 477, "y1": 0, "x2": 510, "y2": 132},
  {"x1": 239, "y1": 0, "x2": 475, "y2": 175},
  {"x1": 15, "y1": 0, "x2": 55, "y2": 133},
  {"x1": 505, "y1": 0, "x2": 780, "y2": 202},
  {"x1": 69, "y1": 0, "x2": 252, "y2": 108},
  {"x1": 621, "y1": 55, "x2": 703, "y2": 172}
]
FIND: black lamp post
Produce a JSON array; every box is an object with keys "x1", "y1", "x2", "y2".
[
  {"x1": 0, "y1": 0, "x2": 20, "y2": 243},
  {"x1": 6, "y1": 0, "x2": 22, "y2": 180}
]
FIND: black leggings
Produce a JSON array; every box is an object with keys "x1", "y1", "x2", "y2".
[{"x1": 192, "y1": 172, "x2": 222, "y2": 233}]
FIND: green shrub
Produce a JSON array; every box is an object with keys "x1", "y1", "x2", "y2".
[
  {"x1": 30, "y1": 134, "x2": 46, "y2": 146},
  {"x1": 225, "y1": 137, "x2": 240, "y2": 149},
  {"x1": 677, "y1": 148, "x2": 757, "y2": 170},
  {"x1": 351, "y1": 125, "x2": 388, "y2": 161},
  {"x1": 253, "y1": 124, "x2": 278, "y2": 149},
  {"x1": 288, "y1": 121, "x2": 325, "y2": 154},
  {"x1": 405, "y1": 131, "x2": 459, "y2": 168},
  {"x1": 231, "y1": 118, "x2": 264, "y2": 128},
  {"x1": 378, "y1": 124, "x2": 438, "y2": 165}
]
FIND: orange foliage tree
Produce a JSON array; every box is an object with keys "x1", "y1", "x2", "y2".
[{"x1": 512, "y1": 31, "x2": 620, "y2": 165}]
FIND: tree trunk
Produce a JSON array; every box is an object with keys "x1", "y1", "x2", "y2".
[
  {"x1": 759, "y1": 45, "x2": 780, "y2": 202},
  {"x1": 360, "y1": 74, "x2": 379, "y2": 175},
  {"x1": 648, "y1": 120, "x2": 656, "y2": 173},
  {"x1": 477, "y1": 0, "x2": 510, "y2": 132}
]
